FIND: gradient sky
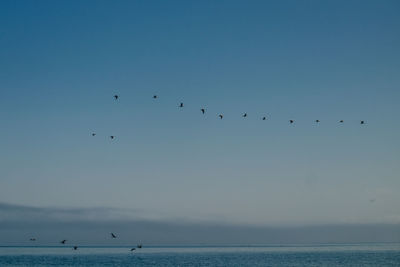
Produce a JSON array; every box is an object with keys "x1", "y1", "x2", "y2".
[{"x1": 0, "y1": 0, "x2": 400, "y2": 229}]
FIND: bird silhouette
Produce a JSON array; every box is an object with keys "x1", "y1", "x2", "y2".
[
  {"x1": 262, "y1": 117, "x2": 266, "y2": 120},
  {"x1": 114, "y1": 95, "x2": 119, "y2": 100},
  {"x1": 73, "y1": 246, "x2": 78, "y2": 250},
  {"x1": 130, "y1": 248, "x2": 136, "y2": 251},
  {"x1": 29, "y1": 238, "x2": 36, "y2": 241},
  {"x1": 289, "y1": 120, "x2": 294, "y2": 124},
  {"x1": 137, "y1": 244, "x2": 142, "y2": 248},
  {"x1": 243, "y1": 113, "x2": 247, "y2": 118},
  {"x1": 315, "y1": 120, "x2": 320, "y2": 123},
  {"x1": 111, "y1": 233, "x2": 117, "y2": 238},
  {"x1": 179, "y1": 102, "x2": 184, "y2": 108},
  {"x1": 360, "y1": 120, "x2": 365, "y2": 124},
  {"x1": 339, "y1": 120, "x2": 344, "y2": 123},
  {"x1": 60, "y1": 240, "x2": 67, "y2": 244},
  {"x1": 110, "y1": 136, "x2": 115, "y2": 140},
  {"x1": 153, "y1": 95, "x2": 158, "y2": 99},
  {"x1": 219, "y1": 114, "x2": 223, "y2": 119},
  {"x1": 201, "y1": 108, "x2": 205, "y2": 114},
  {"x1": 92, "y1": 133, "x2": 96, "y2": 136}
]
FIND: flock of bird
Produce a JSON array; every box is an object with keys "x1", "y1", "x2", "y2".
[
  {"x1": 29, "y1": 233, "x2": 143, "y2": 252},
  {"x1": 27, "y1": 94, "x2": 368, "y2": 249},
  {"x1": 90, "y1": 94, "x2": 366, "y2": 139}
]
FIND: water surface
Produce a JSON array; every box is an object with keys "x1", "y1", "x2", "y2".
[{"x1": 0, "y1": 243, "x2": 399, "y2": 266}]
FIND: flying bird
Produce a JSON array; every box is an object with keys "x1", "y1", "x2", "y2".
[
  {"x1": 110, "y1": 136, "x2": 115, "y2": 140},
  {"x1": 73, "y1": 246, "x2": 78, "y2": 250},
  {"x1": 179, "y1": 102, "x2": 184, "y2": 108},
  {"x1": 262, "y1": 117, "x2": 266, "y2": 120},
  {"x1": 92, "y1": 133, "x2": 96, "y2": 136},
  {"x1": 339, "y1": 120, "x2": 344, "y2": 123},
  {"x1": 218, "y1": 114, "x2": 223, "y2": 119},
  {"x1": 114, "y1": 95, "x2": 119, "y2": 100},
  {"x1": 153, "y1": 95, "x2": 158, "y2": 99},
  {"x1": 315, "y1": 120, "x2": 320, "y2": 123},
  {"x1": 111, "y1": 233, "x2": 117, "y2": 238},
  {"x1": 360, "y1": 120, "x2": 365, "y2": 124},
  {"x1": 130, "y1": 248, "x2": 136, "y2": 251},
  {"x1": 243, "y1": 113, "x2": 247, "y2": 118},
  {"x1": 289, "y1": 120, "x2": 294, "y2": 124},
  {"x1": 201, "y1": 108, "x2": 205, "y2": 114},
  {"x1": 60, "y1": 240, "x2": 67, "y2": 244}
]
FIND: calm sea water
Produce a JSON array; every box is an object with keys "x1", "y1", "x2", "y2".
[{"x1": 0, "y1": 244, "x2": 399, "y2": 266}]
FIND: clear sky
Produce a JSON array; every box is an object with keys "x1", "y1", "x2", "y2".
[{"x1": 0, "y1": 0, "x2": 400, "y2": 234}]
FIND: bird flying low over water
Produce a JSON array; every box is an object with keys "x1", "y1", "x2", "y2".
[
  {"x1": 339, "y1": 120, "x2": 344, "y2": 123},
  {"x1": 92, "y1": 133, "x2": 96, "y2": 136},
  {"x1": 262, "y1": 117, "x2": 266, "y2": 120},
  {"x1": 60, "y1": 240, "x2": 67, "y2": 244},
  {"x1": 153, "y1": 95, "x2": 158, "y2": 99},
  {"x1": 130, "y1": 248, "x2": 136, "y2": 251},
  {"x1": 73, "y1": 246, "x2": 78, "y2": 250},
  {"x1": 201, "y1": 108, "x2": 205, "y2": 114},
  {"x1": 114, "y1": 95, "x2": 119, "y2": 100},
  {"x1": 315, "y1": 120, "x2": 320, "y2": 123},
  {"x1": 110, "y1": 136, "x2": 115, "y2": 140},
  {"x1": 361, "y1": 120, "x2": 365, "y2": 124},
  {"x1": 179, "y1": 102, "x2": 184, "y2": 108},
  {"x1": 111, "y1": 233, "x2": 117, "y2": 238},
  {"x1": 243, "y1": 113, "x2": 247, "y2": 118},
  {"x1": 289, "y1": 120, "x2": 294, "y2": 124},
  {"x1": 219, "y1": 114, "x2": 223, "y2": 119}
]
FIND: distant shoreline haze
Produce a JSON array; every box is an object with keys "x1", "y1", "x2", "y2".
[{"x1": 0, "y1": 202, "x2": 399, "y2": 245}]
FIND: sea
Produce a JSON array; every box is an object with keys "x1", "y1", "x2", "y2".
[{"x1": 0, "y1": 243, "x2": 399, "y2": 266}]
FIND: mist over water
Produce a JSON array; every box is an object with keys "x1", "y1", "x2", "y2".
[{"x1": 1, "y1": 203, "x2": 399, "y2": 246}]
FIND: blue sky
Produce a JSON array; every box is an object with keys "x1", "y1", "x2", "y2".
[{"x1": 0, "y1": 0, "x2": 399, "y2": 229}]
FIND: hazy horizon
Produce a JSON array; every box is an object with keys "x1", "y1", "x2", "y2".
[{"x1": 1, "y1": 202, "x2": 399, "y2": 245}]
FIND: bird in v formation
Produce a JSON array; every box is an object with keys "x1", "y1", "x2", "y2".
[
  {"x1": 90, "y1": 94, "x2": 366, "y2": 138},
  {"x1": 36, "y1": 95, "x2": 367, "y2": 250}
]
